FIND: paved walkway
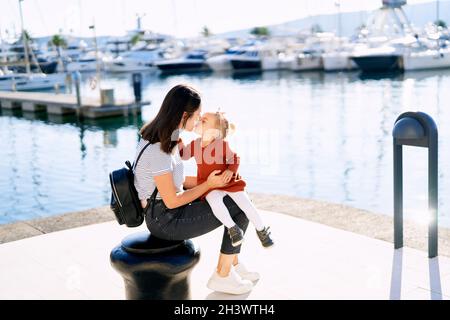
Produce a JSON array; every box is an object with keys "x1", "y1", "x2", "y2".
[{"x1": 0, "y1": 210, "x2": 449, "y2": 299}]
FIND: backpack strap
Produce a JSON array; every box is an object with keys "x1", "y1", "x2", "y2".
[
  {"x1": 144, "y1": 186, "x2": 159, "y2": 214},
  {"x1": 130, "y1": 141, "x2": 152, "y2": 171}
]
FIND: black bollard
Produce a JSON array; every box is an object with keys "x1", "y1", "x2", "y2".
[
  {"x1": 392, "y1": 111, "x2": 438, "y2": 258},
  {"x1": 110, "y1": 231, "x2": 200, "y2": 300},
  {"x1": 132, "y1": 73, "x2": 142, "y2": 103}
]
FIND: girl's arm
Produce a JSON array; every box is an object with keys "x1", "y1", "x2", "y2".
[
  {"x1": 221, "y1": 141, "x2": 240, "y2": 183},
  {"x1": 154, "y1": 170, "x2": 227, "y2": 209}
]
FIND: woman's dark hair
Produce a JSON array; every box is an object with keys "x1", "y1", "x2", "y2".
[{"x1": 140, "y1": 84, "x2": 201, "y2": 153}]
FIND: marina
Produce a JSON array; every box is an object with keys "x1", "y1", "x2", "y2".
[
  {"x1": 1, "y1": 0, "x2": 450, "y2": 224},
  {"x1": 2, "y1": 68, "x2": 450, "y2": 227},
  {"x1": 1, "y1": 0, "x2": 450, "y2": 303},
  {"x1": 0, "y1": 1, "x2": 449, "y2": 83}
]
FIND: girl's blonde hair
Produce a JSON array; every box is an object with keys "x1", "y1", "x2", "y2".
[{"x1": 214, "y1": 111, "x2": 235, "y2": 139}]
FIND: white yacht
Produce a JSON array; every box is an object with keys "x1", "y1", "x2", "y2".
[
  {"x1": 284, "y1": 33, "x2": 341, "y2": 71},
  {"x1": 0, "y1": 0, "x2": 67, "y2": 91},
  {"x1": 0, "y1": 72, "x2": 66, "y2": 91},
  {"x1": 351, "y1": 43, "x2": 403, "y2": 72},
  {"x1": 403, "y1": 48, "x2": 450, "y2": 71},
  {"x1": 349, "y1": 0, "x2": 416, "y2": 72},
  {"x1": 261, "y1": 50, "x2": 287, "y2": 71},
  {"x1": 155, "y1": 50, "x2": 210, "y2": 73},
  {"x1": 105, "y1": 48, "x2": 164, "y2": 73},
  {"x1": 66, "y1": 51, "x2": 112, "y2": 72},
  {"x1": 322, "y1": 40, "x2": 358, "y2": 71},
  {"x1": 206, "y1": 48, "x2": 246, "y2": 72},
  {"x1": 208, "y1": 46, "x2": 283, "y2": 72},
  {"x1": 286, "y1": 49, "x2": 323, "y2": 71},
  {"x1": 322, "y1": 50, "x2": 358, "y2": 71},
  {"x1": 228, "y1": 49, "x2": 262, "y2": 71}
]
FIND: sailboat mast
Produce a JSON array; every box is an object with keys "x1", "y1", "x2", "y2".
[
  {"x1": 336, "y1": 1, "x2": 342, "y2": 39},
  {"x1": 89, "y1": 22, "x2": 101, "y2": 90},
  {"x1": 436, "y1": 0, "x2": 440, "y2": 22},
  {"x1": 18, "y1": 0, "x2": 31, "y2": 74},
  {"x1": 0, "y1": 26, "x2": 7, "y2": 73}
]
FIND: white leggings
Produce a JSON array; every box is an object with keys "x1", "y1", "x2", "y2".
[{"x1": 205, "y1": 190, "x2": 264, "y2": 231}]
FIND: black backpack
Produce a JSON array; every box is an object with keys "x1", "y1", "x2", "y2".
[{"x1": 109, "y1": 141, "x2": 153, "y2": 227}]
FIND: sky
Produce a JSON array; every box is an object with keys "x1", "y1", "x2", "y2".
[{"x1": 0, "y1": 0, "x2": 441, "y2": 39}]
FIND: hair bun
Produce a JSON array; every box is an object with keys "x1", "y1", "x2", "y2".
[{"x1": 228, "y1": 123, "x2": 236, "y2": 135}]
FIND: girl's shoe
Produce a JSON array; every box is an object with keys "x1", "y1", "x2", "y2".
[
  {"x1": 256, "y1": 226, "x2": 274, "y2": 248},
  {"x1": 228, "y1": 225, "x2": 244, "y2": 247},
  {"x1": 234, "y1": 263, "x2": 260, "y2": 282},
  {"x1": 206, "y1": 269, "x2": 253, "y2": 295}
]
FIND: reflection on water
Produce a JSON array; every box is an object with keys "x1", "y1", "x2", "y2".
[{"x1": 1, "y1": 68, "x2": 450, "y2": 226}]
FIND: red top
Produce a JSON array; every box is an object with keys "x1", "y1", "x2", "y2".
[{"x1": 179, "y1": 138, "x2": 246, "y2": 199}]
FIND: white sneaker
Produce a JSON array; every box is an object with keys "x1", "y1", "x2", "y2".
[
  {"x1": 234, "y1": 263, "x2": 260, "y2": 282},
  {"x1": 207, "y1": 269, "x2": 253, "y2": 295}
]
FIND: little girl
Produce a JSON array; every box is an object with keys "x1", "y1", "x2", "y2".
[{"x1": 178, "y1": 111, "x2": 274, "y2": 248}]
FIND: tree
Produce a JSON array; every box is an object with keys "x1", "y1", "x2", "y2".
[
  {"x1": 131, "y1": 33, "x2": 141, "y2": 46},
  {"x1": 250, "y1": 26, "x2": 270, "y2": 37},
  {"x1": 50, "y1": 34, "x2": 67, "y2": 49},
  {"x1": 49, "y1": 34, "x2": 67, "y2": 71},
  {"x1": 201, "y1": 26, "x2": 211, "y2": 37},
  {"x1": 19, "y1": 30, "x2": 33, "y2": 43},
  {"x1": 435, "y1": 19, "x2": 447, "y2": 29}
]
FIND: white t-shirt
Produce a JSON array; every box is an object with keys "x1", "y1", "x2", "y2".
[{"x1": 133, "y1": 139, "x2": 185, "y2": 200}]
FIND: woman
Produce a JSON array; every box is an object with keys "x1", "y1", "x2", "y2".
[{"x1": 134, "y1": 84, "x2": 259, "y2": 295}]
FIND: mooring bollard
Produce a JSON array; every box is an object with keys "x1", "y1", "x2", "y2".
[
  {"x1": 392, "y1": 111, "x2": 438, "y2": 258},
  {"x1": 65, "y1": 73, "x2": 73, "y2": 94},
  {"x1": 132, "y1": 73, "x2": 142, "y2": 103},
  {"x1": 110, "y1": 231, "x2": 200, "y2": 300}
]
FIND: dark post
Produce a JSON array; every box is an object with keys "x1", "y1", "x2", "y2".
[
  {"x1": 110, "y1": 231, "x2": 200, "y2": 300},
  {"x1": 73, "y1": 71, "x2": 82, "y2": 118},
  {"x1": 132, "y1": 73, "x2": 142, "y2": 103},
  {"x1": 392, "y1": 111, "x2": 438, "y2": 258}
]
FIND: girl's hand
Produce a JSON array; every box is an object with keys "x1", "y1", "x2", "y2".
[
  {"x1": 222, "y1": 169, "x2": 234, "y2": 183},
  {"x1": 207, "y1": 170, "x2": 228, "y2": 189}
]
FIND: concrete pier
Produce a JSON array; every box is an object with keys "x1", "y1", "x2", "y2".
[{"x1": 0, "y1": 91, "x2": 149, "y2": 119}]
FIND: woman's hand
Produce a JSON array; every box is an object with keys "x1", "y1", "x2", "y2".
[
  {"x1": 207, "y1": 170, "x2": 228, "y2": 189},
  {"x1": 222, "y1": 169, "x2": 234, "y2": 183}
]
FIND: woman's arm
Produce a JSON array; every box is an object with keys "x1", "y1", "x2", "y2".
[
  {"x1": 154, "y1": 170, "x2": 226, "y2": 209},
  {"x1": 183, "y1": 176, "x2": 198, "y2": 189}
]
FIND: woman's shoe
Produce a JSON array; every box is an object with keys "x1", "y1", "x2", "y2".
[
  {"x1": 207, "y1": 269, "x2": 253, "y2": 295},
  {"x1": 228, "y1": 225, "x2": 244, "y2": 247},
  {"x1": 234, "y1": 263, "x2": 260, "y2": 282},
  {"x1": 256, "y1": 226, "x2": 274, "y2": 248}
]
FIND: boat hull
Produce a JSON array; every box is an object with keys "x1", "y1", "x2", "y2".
[
  {"x1": 156, "y1": 62, "x2": 210, "y2": 73},
  {"x1": 323, "y1": 54, "x2": 357, "y2": 71},
  {"x1": 289, "y1": 56, "x2": 323, "y2": 71},
  {"x1": 14, "y1": 61, "x2": 59, "y2": 74},
  {"x1": 230, "y1": 59, "x2": 261, "y2": 71},
  {"x1": 206, "y1": 56, "x2": 233, "y2": 71},
  {"x1": 351, "y1": 55, "x2": 401, "y2": 72},
  {"x1": 0, "y1": 74, "x2": 66, "y2": 91},
  {"x1": 403, "y1": 51, "x2": 450, "y2": 71},
  {"x1": 106, "y1": 62, "x2": 156, "y2": 73}
]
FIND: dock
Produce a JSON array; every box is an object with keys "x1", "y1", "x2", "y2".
[
  {"x1": 0, "y1": 91, "x2": 150, "y2": 119},
  {"x1": 1, "y1": 209, "x2": 450, "y2": 299}
]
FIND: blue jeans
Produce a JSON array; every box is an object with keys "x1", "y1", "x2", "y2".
[{"x1": 145, "y1": 196, "x2": 249, "y2": 254}]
